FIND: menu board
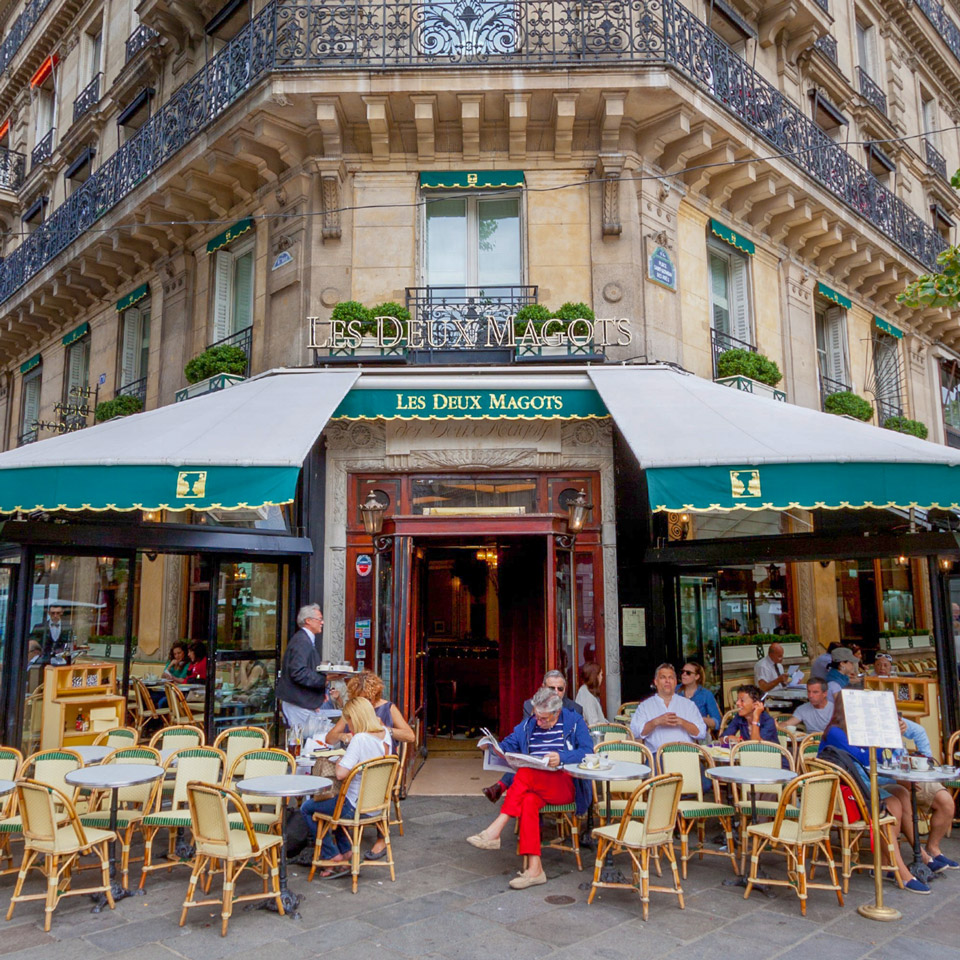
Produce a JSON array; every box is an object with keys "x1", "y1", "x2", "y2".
[{"x1": 842, "y1": 689, "x2": 902, "y2": 749}]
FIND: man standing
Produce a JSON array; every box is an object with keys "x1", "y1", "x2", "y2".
[
  {"x1": 630, "y1": 663, "x2": 705, "y2": 751},
  {"x1": 753, "y1": 642, "x2": 796, "y2": 693},
  {"x1": 781, "y1": 679, "x2": 833, "y2": 732},
  {"x1": 30, "y1": 604, "x2": 73, "y2": 664},
  {"x1": 276, "y1": 603, "x2": 327, "y2": 729}
]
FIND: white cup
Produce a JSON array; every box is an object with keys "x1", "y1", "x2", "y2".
[
  {"x1": 909, "y1": 755, "x2": 930, "y2": 771},
  {"x1": 583, "y1": 754, "x2": 600, "y2": 769}
]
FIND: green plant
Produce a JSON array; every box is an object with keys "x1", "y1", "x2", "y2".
[
  {"x1": 823, "y1": 390, "x2": 873, "y2": 422},
  {"x1": 883, "y1": 416, "x2": 928, "y2": 440},
  {"x1": 184, "y1": 345, "x2": 248, "y2": 384},
  {"x1": 330, "y1": 300, "x2": 374, "y2": 335},
  {"x1": 878, "y1": 629, "x2": 930, "y2": 638},
  {"x1": 513, "y1": 304, "x2": 553, "y2": 335},
  {"x1": 94, "y1": 394, "x2": 143, "y2": 423},
  {"x1": 553, "y1": 301, "x2": 596, "y2": 323},
  {"x1": 720, "y1": 633, "x2": 803, "y2": 647},
  {"x1": 715, "y1": 348, "x2": 783, "y2": 386},
  {"x1": 369, "y1": 301, "x2": 410, "y2": 337}
]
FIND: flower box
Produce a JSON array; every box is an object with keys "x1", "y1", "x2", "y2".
[
  {"x1": 715, "y1": 375, "x2": 786, "y2": 402},
  {"x1": 175, "y1": 373, "x2": 245, "y2": 403}
]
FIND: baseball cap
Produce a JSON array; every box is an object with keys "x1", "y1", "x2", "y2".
[{"x1": 831, "y1": 647, "x2": 858, "y2": 664}]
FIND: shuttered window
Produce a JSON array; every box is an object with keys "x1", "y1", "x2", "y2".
[
  {"x1": 63, "y1": 337, "x2": 89, "y2": 402},
  {"x1": 21, "y1": 369, "x2": 41, "y2": 441},
  {"x1": 815, "y1": 303, "x2": 850, "y2": 392},
  {"x1": 708, "y1": 244, "x2": 753, "y2": 346},
  {"x1": 212, "y1": 239, "x2": 254, "y2": 342},
  {"x1": 119, "y1": 301, "x2": 150, "y2": 387}
]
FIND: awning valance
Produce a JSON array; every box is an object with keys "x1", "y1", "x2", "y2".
[
  {"x1": 20, "y1": 354, "x2": 40, "y2": 374},
  {"x1": 709, "y1": 218, "x2": 755, "y2": 255},
  {"x1": 588, "y1": 366, "x2": 960, "y2": 512},
  {"x1": 874, "y1": 316, "x2": 903, "y2": 339},
  {"x1": 419, "y1": 171, "x2": 525, "y2": 190},
  {"x1": 116, "y1": 284, "x2": 149, "y2": 312},
  {"x1": 0, "y1": 369, "x2": 358, "y2": 513},
  {"x1": 816, "y1": 282, "x2": 851, "y2": 310},
  {"x1": 62, "y1": 322, "x2": 89, "y2": 346},
  {"x1": 206, "y1": 217, "x2": 254, "y2": 253}
]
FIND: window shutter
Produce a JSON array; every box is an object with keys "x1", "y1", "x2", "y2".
[
  {"x1": 709, "y1": 254, "x2": 730, "y2": 334},
  {"x1": 212, "y1": 249, "x2": 232, "y2": 341},
  {"x1": 729, "y1": 254, "x2": 752, "y2": 345},
  {"x1": 120, "y1": 307, "x2": 141, "y2": 385},
  {"x1": 825, "y1": 306, "x2": 847, "y2": 386},
  {"x1": 139, "y1": 302, "x2": 151, "y2": 379},
  {"x1": 22, "y1": 376, "x2": 40, "y2": 430},
  {"x1": 232, "y1": 249, "x2": 254, "y2": 333},
  {"x1": 66, "y1": 341, "x2": 88, "y2": 395}
]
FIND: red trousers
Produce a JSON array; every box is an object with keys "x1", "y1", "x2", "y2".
[{"x1": 500, "y1": 767, "x2": 575, "y2": 856}]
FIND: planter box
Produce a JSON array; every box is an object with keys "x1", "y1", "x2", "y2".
[
  {"x1": 715, "y1": 374, "x2": 787, "y2": 402},
  {"x1": 326, "y1": 336, "x2": 405, "y2": 359},
  {"x1": 760, "y1": 641, "x2": 807, "y2": 660},
  {"x1": 720, "y1": 645, "x2": 762, "y2": 665},
  {"x1": 881, "y1": 634, "x2": 933, "y2": 652},
  {"x1": 175, "y1": 373, "x2": 245, "y2": 403}
]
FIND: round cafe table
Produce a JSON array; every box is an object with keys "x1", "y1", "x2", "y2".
[
  {"x1": 0, "y1": 780, "x2": 15, "y2": 798},
  {"x1": 65, "y1": 763, "x2": 164, "y2": 911},
  {"x1": 235, "y1": 774, "x2": 332, "y2": 915},
  {"x1": 73, "y1": 745, "x2": 112, "y2": 764}
]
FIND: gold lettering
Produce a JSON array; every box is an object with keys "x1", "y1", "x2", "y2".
[
  {"x1": 489, "y1": 393, "x2": 506, "y2": 410},
  {"x1": 433, "y1": 393, "x2": 449, "y2": 410}
]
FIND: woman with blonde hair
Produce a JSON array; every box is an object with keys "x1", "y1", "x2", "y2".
[{"x1": 300, "y1": 696, "x2": 392, "y2": 878}]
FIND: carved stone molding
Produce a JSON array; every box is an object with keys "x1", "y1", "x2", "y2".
[
  {"x1": 596, "y1": 155, "x2": 624, "y2": 237},
  {"x1": 320, "y1": 175, "x2": 341, "y2": 241}
]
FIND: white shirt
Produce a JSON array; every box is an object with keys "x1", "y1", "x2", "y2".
[
  {"x1": 575, "y1": 685, "x2": 606, "y2": 727},
  {"x1": 339, "y1": 729, "x2": 392, "y2": 807},
  {"x1": 630, "y1": 693, "x2": 706, "y2": 751},
  {"x1": 754, "y1": 655, "x2": 783, "y2": 687}
]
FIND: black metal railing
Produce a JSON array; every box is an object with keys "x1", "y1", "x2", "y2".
[
  {"x1": 125, "y1": 23, "x2": 159, "y2": 63},
  {"x1": 814, "y1": 33, "x2": 838, "y2": 63},
  {"x1": 0, "y1": 148, "x2": 25, "y2": 192},
  {"x1": 0, "y1": 0, "x2": 52, "y2": 76},
  {"x1": 711, "y1": 327, "x2": 756, "y2": 380},
  {"x1": 115, "y1": 375, "x2": 147, "y2": 405},
  {"x1": 856, "y1": 66, "x2": 886, "y2": 117},
  {"x1": 73, "y1": 73, "x2": 101, "y2": 124},
  {"x1": 0, "y1": 0, "x2": 946, "y2": 314},
  {"x1": 914, "y1": 0, "x2": 960, "y2": 66},
  {"x1": 923, "y1": 138, "x2": 949, "y2": 181},
  {"x1": 208, "y1": 325, "x2": 252, "y2": 375},
  {"x1": 17, "y1": 428, "x2": 37, "y2": 446},
  {"x1": 30, "y1": 128, "x2": 54, "y2": 170},
  {"x1": 819, "y1": 373, "x2": 851, "y2": 409},
  {"x1": 812, "y1": 0, "x2": 828, "y2": 11}
]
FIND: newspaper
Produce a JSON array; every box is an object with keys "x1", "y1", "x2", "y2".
[{"x1": 477, "y1": 728, "x2": 555, "y2": 772}]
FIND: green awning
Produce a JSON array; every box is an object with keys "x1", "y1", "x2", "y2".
[
  {"x1": 20, "y1": 354, "x2": 40, "y2": 374},
  {"x1": 817, "y1": 282, "x2": 852, "y2": 310},
  {"x1": 874, "y1": 316, "x2": 904, "y2": 339},
  {"x1": 419, "y1": 171, "x2": 525, "y2": 190},
  {"x1": 62, "y1": 322, "x2": 89, "y2": 346},
  {"x1": 116, "y1": 283, "x2": 149, "y2": 312},
  {"x1": 709, "y1": 219, "x2": 755, "y2": 255},
  {"x1": 206, "y1": 217, "x2": 254, "y2": 254}
]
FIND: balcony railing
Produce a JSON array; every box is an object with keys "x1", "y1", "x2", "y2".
[
  {"x1": 856, "y1": 66, "x2": 887, "y2": 117},
  {"x1": 73, "y1": 73, "x2": 101, "y2": 124},
  {"x1": 0, "y1": 0, "x2": 52, "y2": 76},
  {"x1": 819, "y1": 373, "x2": 851, "y2": 409},
  {"x1": 30, "y1": 128, "x2": 54, "y2": 170},
  {"x1": 711, "y1": 327, "x2": 756, "y2": 380},
  {"x1": 17, "y1": 428, "x2": 37, "y2": 446},
  {"x1": 125, "y1": 23, "x2": 159, "y2": 63},
  {"x1": 208, "y1": 325, "x2": 252, "y2": 376},
  {"x1": 0, "y1": 0, "x2": 946, "y2": 314},
  {"x1": 914, "y1": 0, "x2": 960, "y2": 66},
  {"x1": 115, "y1": 375, "x2": 147, "y2": 405},
  {"x1": 923, "y1": 138, "x2": 949, "y2": 181},
  {"x1": 0, "y1": 148, "x2": 26, "y2": 192},
  {"x1": 814, "y1": 33, "x2": 838, "y2": 63}
]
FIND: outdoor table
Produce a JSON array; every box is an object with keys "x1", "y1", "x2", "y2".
[
  {"x1": 65, "y1": 763, "x2": 164, "y2": 911},
  {"x1": 235, "y1": 773, "x2": 332, "y2": 915},
  {"x1": 0, "y1": 780, "x2": 15, "y2": 798},
  {"x1": 295, "y1": 747, "x2": 345, "y2": 773},
  {"x1": 74, "y1": 745, "x2": 112, "y2": 764},
  {"x1": 878, "y1": 764, "x2": 957, "y2": 883}
]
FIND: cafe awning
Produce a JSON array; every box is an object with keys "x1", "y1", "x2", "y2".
[
  {"x1": 0, "y1": 369, "x2": 358, "y2": 513},
  {"x1": 588, "y1": 366, "x2": 960, "y2": 512}
]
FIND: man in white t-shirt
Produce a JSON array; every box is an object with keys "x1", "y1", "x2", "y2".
[
  {"x1": 630, "y1": 663, "x2": 706, "y2": 752},
  {"x1": 782, "y1": 679, "x2": 833, "y2": 733}
]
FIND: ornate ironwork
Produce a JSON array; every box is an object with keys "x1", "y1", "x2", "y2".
[
  {"x1": 818, "y1": 374, "x2": 850, "y2": 409},
  {"x1": 73, "y1": 73, "x2": 101, "y2": 124},
  {"x1": 116, "y1": 375, "x2": 147, "y2": 405},
  {"x1": 923, "y1": 138, "x2": 948, "y2": 181},
  {"x1": 0, "y1": 148, "x2": 25, "y2": 192},
  {"x1": 812, "y1": 0, "x2": 828, "y2": 11},
  {"x1": 813, "y1": 33, "x2": 838, "y2": 63},
  {"x1": 855, "y1": 66, "x2": 886, "y2": 117},
  {"x1": 711, "y1": 327, "x2": 756, "y2": 380},
  {"x1": 125, "y1": 24, "x2": 159, "y2": 63},
  {"x1": 16, "y1": 429, "x2": 37, "y2": 446},
  {"x1": 914, "y1": 0, "x2": 960, "y2": 67},
  {"x1": 0, "y1": 0, "x2": 52, "y2": 75},
  {"x1": 30, "y1": 128, "x2": 54, "y2": 170},
  {"x1": 208, "y1": 325, "x2": 253, "y2": 375}
]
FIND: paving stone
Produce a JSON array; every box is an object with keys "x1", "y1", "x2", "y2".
[
  {"x1": 868, "y1": 934, "x2": 960, "y2": 960},
  {"x1": 774, "y1": 933, "x2": 877, "y2": 960},
  {"x1": 367, "y1": 889, "x2": 471, "y2": 927},
  {"x1": 0, "y1": 923, "x2": 56, "y2": 955}
]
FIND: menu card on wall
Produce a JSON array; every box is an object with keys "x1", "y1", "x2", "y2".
[{"x1": 842, "y1": 689, "x2": 902, "y2": 749}]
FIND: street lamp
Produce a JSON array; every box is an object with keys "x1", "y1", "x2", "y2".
[
  {"x1": 359, "y1": 490, "x2": 387, "y2": 537},
  {"x1": 565, "y1": 489, "x2": 593, "y2": 536}
]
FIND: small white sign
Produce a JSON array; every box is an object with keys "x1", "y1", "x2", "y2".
[
  {"x1": 272, "y1": 250, "x2": 293, "y2": 270},
  {"x1": 622, "y1": 606, "x2": 646, "y2": 648},
  {"x1": 843, "y1": 689, "x2": 902, "y2": 749}
]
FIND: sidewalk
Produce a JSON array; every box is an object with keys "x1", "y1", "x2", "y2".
[{"x1": 1, "y1": 795, "x2": 957, "y2": 960}]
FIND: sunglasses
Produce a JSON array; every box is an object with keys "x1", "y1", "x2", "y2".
[{"x1": 680, "y1": 669, "x2": 696, "y2": 675}]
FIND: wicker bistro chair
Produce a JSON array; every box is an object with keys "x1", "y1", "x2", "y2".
[
  {"x1": 744, "y1": 772, "x2": 844, "y2": 916},
  {"x1": 777, "y1": 727, "x2": 801, "y2": 764},
  {"x1": 589, "y1": 723, "x2": 631, "y2": 743},
  {"x1": 390, "y1": 739, "x2": 409, "y2": 837},
  {"x1": 6, "y1": 780, "x2": 115, "y2": 931},
  {"x1": 309, "y1": 755, "x2": 400, "y2": 893},
  {"x1": 165, "y1": 683, "x2": 201, "y2": 726},
  {"x1": 148, "y1": 724, "x2": 206, "y2": 753},
  {"x1": 657, "y1": 743, "x2": 739, "y2": 878},
  {"x1": 593, "y1": 740, "x2": 655, "y2": 824},
  {"x1": 131, "y1": 679, "x2": 170, "y2": 734},
  {"x1": 797, "y1": 733, "x2": 823, "y2": 773},
  {"x1": 79, "y1": 746, "x2": 162, "y2": 888},
  {"x1": 138, "y1": 747, "x2": 225, "y2": 889},
  {"x1": 719, "y1": 710, "x2": 736, "y2": 737},
  {"x1": 588, "y1": 773, "x2": 685, "y2": 921},
  {"x1": 180, "y1": 782, "x2": 284, "y2": 936},
  {"x1": 0, "y1": 747, "x2": 23, "y2": 873},
  {"x1": 224, "y1": 749, "x2": 294, "y2": 834},
  {"x1": 805, "y1": 757, "x2": 904, "y2": 893},
  {"x1": 2, "y1": 750, "x2": 86, "y2": 843},
  {"x1": 214, "y1": 727, "x2": 269, "y2": 782},
  {"x1": 945, "y1": 730, "x2": 960, "y2": 822},
  {"x1": 93, "y1": 726, "x2": 139, "y2": 748}
]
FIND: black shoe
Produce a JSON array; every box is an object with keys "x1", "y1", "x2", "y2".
[{"x1": 482, "y1": 781, "x2": 505, "y2": 803}]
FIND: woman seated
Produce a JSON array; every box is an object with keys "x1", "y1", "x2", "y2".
[
  {"x1": 161, "y1": 641, "x2": 190, "y2": 682},
  {"x1": 466, "y1": 686, "x2": 592, "y2": 890},
  {"x1": 320, "y1": 678, "x2": 347, "y2": 711},
  {"x1": 678, "y1": 660, "x2": 722, "y2": 738},
  {"x1": 818, "y1": 694, "x2": 930, "y2": 894},
  {"x1": 574, "y1": 662, "x2": 606, "y2": 727},
  {"x1": 300, "y1": 697, "x2": 392, "y2": 878},
  {"x1": 186, "y1": 641, "x2": 207, "y2": 682},
  {"x1": 720, "y1": 684, "x2": 779, "y2": 745}
]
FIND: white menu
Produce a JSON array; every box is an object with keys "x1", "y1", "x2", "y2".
[{"x1": 842, "y1": 689, "x2": 902, "y2": 749}]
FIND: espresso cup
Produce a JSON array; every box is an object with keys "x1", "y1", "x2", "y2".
[
  {"x1": 909, "y1": 755, "x2": 930, "y2": 771},
  {"x1": 583, "y1": 754, "x2": 600, "y2": 769}
]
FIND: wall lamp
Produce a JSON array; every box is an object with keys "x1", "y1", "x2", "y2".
[
  {"x1": 359, "y1": 490, "x2": 387, "y2": 538},
  {"x1": 565, "y1": 489, "x2": 593, "y2": 536}
]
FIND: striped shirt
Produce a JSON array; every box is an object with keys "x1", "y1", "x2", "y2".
[{"x1": 528, "y1": 724, "x2": 566, "y2": 756}]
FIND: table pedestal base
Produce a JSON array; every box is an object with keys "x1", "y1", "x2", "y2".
[{"x1": 858, "y1": 903, "x2": 902, "y2": 921}]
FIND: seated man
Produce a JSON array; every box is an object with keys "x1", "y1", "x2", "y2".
[
  {"x1": 467, "y1": 687, "x2": 592, "y2": 889},
  {"x1": 629, "y1": 663, "x2": 705, "y2": 750},
  {"x1": 720, "y1": 684, "x2": 780, "y2": 746},
  {"x1": 753, "y1": 642, "x2": 797, "y2": 694},
  {"x1": 826, "y1": 647, "x2": 860, "y2": 700},
  {"x1": 782, "y1": 679, "x2": 833, "y2": 733},
  {"x1": 873, "y1": 652, "x2": 897, "y2": 677}
]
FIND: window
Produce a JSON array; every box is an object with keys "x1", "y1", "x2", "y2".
[
  {"x1": 20, "y1": 367, "x2": 41, "y2": 445},
  {"x1": 815, "y1": 302, "x2": 849, "y2": 402},
  {"x1": 118, "y1": 301, "x2": 150, "y2": 396},
  {"x1": 87, "y1": 28, "x2": 102, "y2": 83},
  {"x1": 871, "y1": 330, "x2": 902, "y2": 422},
  {"x1": 708, "y1": 243, "x2": 752, "y2": 347},
  {"x1": 63, "y1": 336, "x2": 89, "y2": 404},
  {"x1": 940, "y1": 360, "x2": 960, "y2": 448},
  {"x1": 922, "y1": 92, "x2": 938, "y2": 146},
  {"x1": 212, "y1": 238, "x2": 254, "y2": 342},
  {"x1": 856, "y1": 19, "x2": 878, "y2": 80}
]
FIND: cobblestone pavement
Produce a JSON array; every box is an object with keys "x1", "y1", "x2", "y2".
[{"x1": 1, "y1": 796, "x2": 957, "y2": 960}]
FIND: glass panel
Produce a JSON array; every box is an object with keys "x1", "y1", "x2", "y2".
[
  {"x1": 477, "y1": 197, "x2": 521, "y2": 288},
  {"x1": 940, "y1": 361, "x2": 960, "y2": 432},
  {"x1": 575, "y1": 552, "x2": 597, "y2": 678},
  {"x1": 879, "y1": 557, "x2": 915, "y2": 633},
  {"x1": 376, "y1": 548, "x2": 394, "y2": 702},
  {"x1": 425, "y1": 196, "x2": 467, "y2": 287},
  {"x1": 217, "y1": 562, "x2": 279, "y2": 652},
  {"x1": 411, "y1": 477, "x2": 537, "y2": 515},
  {"x1": 709, "y1": 252, "x2": 730, "y2": 333},
  {"x1": 678, "y1": 575, "x2": 721, "y2": 694},
  {"x1": 351, "y1": 547, "x2": 375, "y2": 671},
  {"x1": 555, "y1": 549, "x2": 574, "y2": 691},
  {"x1": 0, "y1": 565, "x2": 12, "y2": 703},
  {"x1": 214, "y1": 655, "x2": 277, "y2": 739},
  {"x1": 718, "y1": 564, "x2": 795, "y2": 638},
  {"x1": 949, "y1": 578, "x2": 960, "y2": 673}
]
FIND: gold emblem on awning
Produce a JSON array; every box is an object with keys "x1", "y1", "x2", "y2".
[
  {"x1": 730, "y1": 469, "x2": 761, "y2": 498},
  {"x1": 176, "y1": 471, "x2": 207, "y2": 498}
]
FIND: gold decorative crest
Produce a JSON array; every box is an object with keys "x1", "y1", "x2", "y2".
[
  {"x1": 730, "y1": 469, "x2": 761, "y2": 498},
  {"x1": 176, "y1": 471, "x2": 207, "y2": 498}
]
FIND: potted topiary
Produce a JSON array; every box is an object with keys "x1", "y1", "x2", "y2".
[
  {"x1": 513, "y1": 304, "x2": 552, "y2": 339},
  {"x1": 824, "y1": 390, "x2": 873, "y2": 422},
  {"x1": 94, "y1": 394, "x2": 143, "y2": 423},
  {"x1": 176, "y1": 344, "x2": 248, "y2": 401},
  {"x1": 549, "y1": 302, "x2": 596, "y2": 346},
  {"x1": 883, "y1": 416, "x2": 928, "y2": 440},
  {"x1": 715, "y1": 348, "x2": 785, "y2": 401},
  {"x1": 369, "y1": 301, "x2": 410, "y2": 351},
  {"x1": 330, "y1": 300, "x2": 378, "y2": 353}
]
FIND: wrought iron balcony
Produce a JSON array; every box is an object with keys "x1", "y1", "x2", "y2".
[
  {"x1": 125, "y1": 23, "x2": 159, "y2": 63},
  {"x1": 856, "y1": 66, "x2": 886, "y2": 117},
  {"x1": 923, "y1": 138, "x2": 949, "y2": 181},
  {"x1": 814, "y1": 33, "x2": 838, "y2": 63},
  {"x1": 818, "y1": 373, "x2": 851, "y2": 410},
  {"x1": 73, "y1": 73, "x2": 101, "y2": 124},
  {"x1": 115, "y1": 375, "x2": 147, "y2": 405},
  {"x1": 914, "y1": 0, "x2": 960, "y2": 66},
  {"x1": 0, "y1": 0, "x2": 52, "y2": 75},
  {"x1": 17, "y1": 428, "x2": 37, "y2": 446},
  {"x1": 711, "y1": 328, "x2": 756, "y2": 381},
  {"x1": 30, "y1": 129, "x2": 54, "y2": 170},
  {"x1": 0, "y1": 148, "x2": 26, "y2": 192},
  {"x1": 812, "y1": 0, "x2": 828, "y2": 11},
  {"x1": 208, "y1": 325, "x2": 252, "y2": 375}
]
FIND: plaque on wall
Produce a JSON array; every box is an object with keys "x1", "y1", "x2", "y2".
[{"x1": 646, "y1": 242, "x2": 677, "y2": 291}]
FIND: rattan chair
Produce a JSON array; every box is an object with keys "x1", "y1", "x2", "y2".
[
  {"x1": 589, "y1": 722, "x2": 631, "y2": 742},
  {"x1": 309, "y1": 755, "x2": 399, "y2": 893},
  {"x1": 148, "y1": 724, "x2": 206, "y2": 752},
  {"x1": 777, "y1": 727, "x2": 801, "y2": 763},
  {"x1": 215, "y1": 727, "x2": 270, "y2": 781},
  {"x1": 744, "y1": 771, "x2": 843, "y2": 916},
  {"x1": 797, "y1": 733, "x2": 823, "y2": 772},
  {"x1": 946, "y1": 730, "x2": 960, "y2": 822},
  {"x1": 593, "y1": 740, "x2": 655, "y2": 824},
  {"x1": 165, "y1": 682, "x2": 201, "y2": 726},
  {"x1": 6, "y1": 780, "x2": 115, "y2": 931},
  {"x1": 79, "y1": 745, "x2": 161, "y2": 888},
  {"x1": 588, "y1": 773, "x2": 685, "y2": 921},
  {"x1": 0, "y1": 746, "x2": 22, "y2": 873},
  {"x1": 224, "y1": 748, "x2": 294, "y2": 834},
  {"x1": 180, "y1": 782, "x2": 284, "y2": 936},
  {"x1": 617, "y1": 701, "x2": 640, "y2": 719},
  {"x1": 139, "y1": 746, "x2": 225, "y2": 889},
  {"x1": 93, "y1": 726, "x2": 139, "y2": 748},
  {"x1": 131, "y1": 678, "x2": 170, "y2": 734},
  {"x1": 719, "y1": 710, "x2": 736, "y2": 736},
  {"x1": 657, "y1": 742, "x2": 739, "y2": 878},
  {"x1": 390, "y1": 739, "x2": 409, "y2": 836}
]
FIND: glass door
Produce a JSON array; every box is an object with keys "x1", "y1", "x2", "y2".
[{"x1": 678, "y1": 575, "x2": 721, "y2": 699}]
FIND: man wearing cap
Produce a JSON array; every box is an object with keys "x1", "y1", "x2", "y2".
[
  {"x1": 872, "y1": 652, "x2": 897, "y2": 677},
  {"x1": 825, "y1": 646, "x2": 859, "y2": 701},
  {"x1": 753, "y1": 642, "x2": 797, "y2": 693}
]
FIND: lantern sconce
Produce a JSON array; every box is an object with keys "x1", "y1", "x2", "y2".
[
  {"x1": 565, "y1": 489, "x2": 593, "y2": 537},
  {"x1": 359, "y1": 490, "x2": 387, "y2": 538}
]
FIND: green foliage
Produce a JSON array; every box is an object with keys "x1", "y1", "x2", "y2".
[
  {"x1": 719, "y1": 633, "x2": 803, "y2": 647},
  {"x1": 553, "y1": 301, "x2": 596, "y2": 323},
  {"x1": 369, "y1": 301, "x2": 411, "y2": 335},
  {"x1": 184, "y1": 345, "x2": 248, "y2": 384},
  {"x1": 94, "y1": 394, "x2": 143, "y2": 423},
  {"x1": 879, "y1": 629, "x2": 930, "y2": 638},
  {"x1": 824, "y1": 390, "x2": 873, "y2": 421},
  {"x1": 715, "y1": 348, "x2": 783, "y2": 386},
  {"x1": 513, "y1": 304, "x2": 553, "y2": 334},
  {"x1": 883, "y1": 416, "x2": 928, "y2": 440},
  {"x1": 330, "y1": 300, "x2": 374, "y2": 334}
]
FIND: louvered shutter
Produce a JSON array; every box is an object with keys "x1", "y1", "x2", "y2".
[
  {"x1": 710, "y1": 254, "x2": 730, "y2": 335},
  {"x1": 212, "y1": 250, "x2": 232, "y2": 341},
  {"x1": 825, "y1": 306, "x2": 848, "y2": 386},
  {"x1": 22, "y1": 375, "x2": 40, "y2": 432},
  {"x1": 729, "y1": 254, "x2": 752, "y2": 345},
  {"x1": 232, "y1": 249, "x2": 254, "y2": 333},
  {"x1": 120, "y1": 307, "x2": 142, "y2": 385},
  {"x1": 66, "y1": 341, "x2": 88, "y2": 395}
]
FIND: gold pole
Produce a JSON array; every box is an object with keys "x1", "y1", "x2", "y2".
[{"x1": 858, "y1": 746, "x2": 901, "y2": 921}]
